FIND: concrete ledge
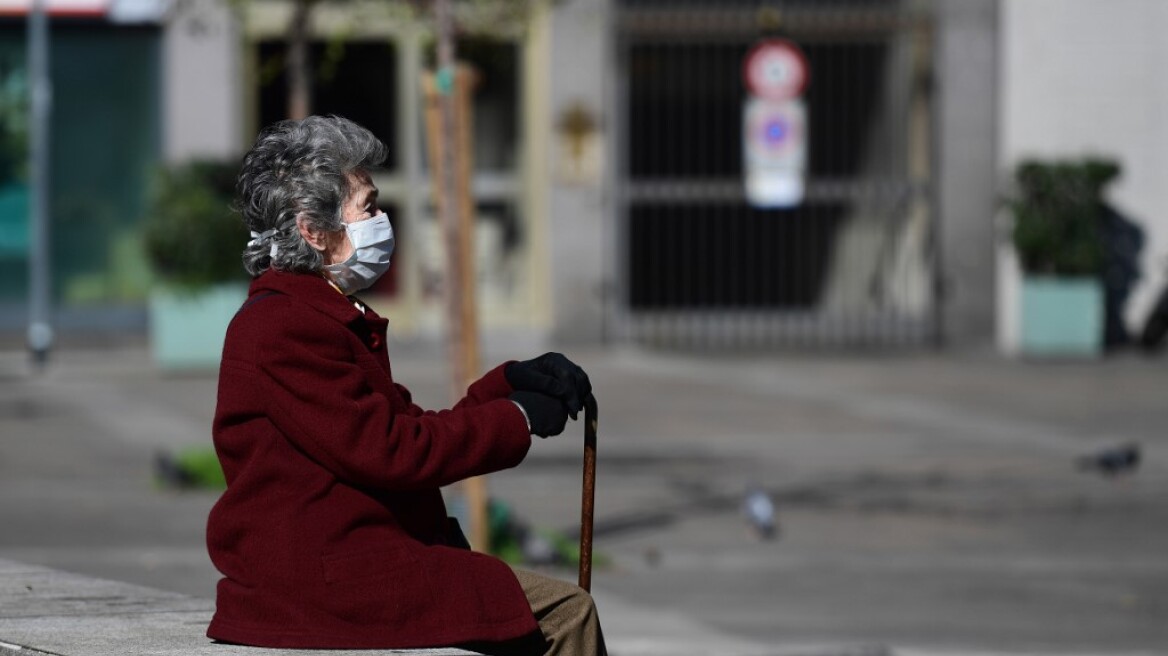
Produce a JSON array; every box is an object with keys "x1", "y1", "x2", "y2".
[{"x1": 0, "y1": 559, "x2": 477, "y2": 655}]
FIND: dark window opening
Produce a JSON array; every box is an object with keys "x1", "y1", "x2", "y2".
[
  {"x1": 630, "y1": 42, "x2": 888, "y2": 178},
  {"x1": 626, "y1": 39, "x2": 892, "y2": 309},
  {"x1": 629, "y1": 204, "x2": 842, "y2": 309},
  {"x1": 257, "y1": 40, "x2": 398, "y2": 170},
  {"x1": 423, "y1": 37, "x2": 520, "y2": 171}
]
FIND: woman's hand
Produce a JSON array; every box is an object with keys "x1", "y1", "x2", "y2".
[
  {"x1": 505, "y1": 352, "x2": 592, "y2": 419},
  {"x1": 509, "y1": 391, "x2": 569, "y2": 438}
]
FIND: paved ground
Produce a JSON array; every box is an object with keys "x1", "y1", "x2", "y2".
[{"x1": 1, "y1": 340, "x2": 1166, "y2": 654}]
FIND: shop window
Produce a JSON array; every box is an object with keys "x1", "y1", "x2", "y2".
[
  {"x1": 423, "y1": 37, "x2": 520, "y2": 172},
  {"x1": 0, "y1": 23, "x2": 161, "y2": 305},
  {"x1": 415, "y1": 201, "x2": 523, "y2": 304},
  {"x1": 630, "y1": 41, "x2": 887, "y2": 178},
  {"x1": 257, "y1": 40, "x2": 398, "y2": 170}
]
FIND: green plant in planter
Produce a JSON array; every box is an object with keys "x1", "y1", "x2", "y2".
[
  {"x1": 1008, "y1": 158, "x2": 1120, "y2": 355},
  {"x1": 143, "y1": 160, "x2": 250, "y2": 370},
  {"x1": 143, "y1": 160, "x2": 247, "y2": 291},
  {"x1": 1009, "y1": 158, "x2": 1120, "y2": 276}
]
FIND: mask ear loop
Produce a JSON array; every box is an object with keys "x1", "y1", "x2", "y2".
[{"x1": 248, "y1": 228, "x2": 280, "y2": 258}]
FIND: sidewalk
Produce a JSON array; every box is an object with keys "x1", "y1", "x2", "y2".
[{"x1": 1, "y1": 343, "x2": 1166, "y2": 653}]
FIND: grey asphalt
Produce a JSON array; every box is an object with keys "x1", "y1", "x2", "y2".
[{"x1": 1, "y1": 340, "x2": 1166, "y2": 655}]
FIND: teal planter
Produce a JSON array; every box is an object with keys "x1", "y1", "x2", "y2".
[
  {"x1": 1020, "y1": 276, "x2": 1103, "y2": 357},
  {"x1": 149, "y1": 284, "x2": 248, "y2": 370}
]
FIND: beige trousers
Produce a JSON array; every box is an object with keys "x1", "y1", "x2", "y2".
[
  {"x1": 509, "y1": 568, "x2": 607, "y2": 656},
  {"x1": 460, "y1": 568, "x2": 605, "y2": 656}
]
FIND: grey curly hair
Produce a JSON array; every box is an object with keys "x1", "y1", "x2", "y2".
[{"x1": 236, "y1": 115, "x2": 388, "y2": 277}]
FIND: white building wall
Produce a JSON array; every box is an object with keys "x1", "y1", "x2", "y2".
[
  {"x1": 162, "y1": 0, "x2": 243, "y2": 163},
  {"x1": 999, "y1": 0, "x2": 1168, "y2": 351},
  {"x1": 545, "y1": 0, "x2": 611, "y2": 344},
  {"x1": 937, "y1": 0, "x2": 1000, "y2": 348}
]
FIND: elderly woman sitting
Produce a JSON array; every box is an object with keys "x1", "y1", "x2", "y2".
[{"x1": 206, "y1": 115, "x2": 604, "y2": 655}]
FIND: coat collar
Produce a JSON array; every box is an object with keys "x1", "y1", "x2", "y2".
[{"x1": 250, "y1": 269, "x2": 365, "y2": 327}]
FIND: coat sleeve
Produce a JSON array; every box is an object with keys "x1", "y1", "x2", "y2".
[
  {"x1": 255, "y1": 318, "x2": 531, "y2": 491},
  {"x1": 393, "y1": 361, "x2": 518, "y2": 418}
]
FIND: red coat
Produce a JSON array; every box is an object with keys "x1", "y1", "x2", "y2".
[{"x1": 206, "y1": 270, "x2": 538, "y2": 649}]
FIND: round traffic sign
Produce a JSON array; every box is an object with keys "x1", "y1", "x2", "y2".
[
  {"x1": 744, "y1": 98, "x2": 805, "y2": 165},
  {"x1": 743, "y1": 39, "x2": 809, "y2": 101}
]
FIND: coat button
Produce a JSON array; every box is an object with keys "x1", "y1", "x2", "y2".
[{"x1": 369, "y1": 334, "x2": 382, "y2": 350}]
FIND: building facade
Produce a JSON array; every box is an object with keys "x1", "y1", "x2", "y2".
[
  {"x1": 5, "y1": 0, "x2": 1165, "y2": 354},
  {"x1": 171, "y1": 0, "x2": 1003, "y2": 351}
]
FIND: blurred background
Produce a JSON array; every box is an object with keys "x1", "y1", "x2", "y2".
[
  {"x1": 1, "y1": 0, "x2": 1167, "y2": 654},
  {"x1": 2, "y1": 0, "x2": 1165, "y2": 354}
]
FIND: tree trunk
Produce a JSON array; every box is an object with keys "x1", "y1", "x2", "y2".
[
  {"x1": 286, "y1": 0, "x2": 317, "y2": 120},
  {"x1": 430, "y1": 0, "x2": 488, "y2": 553}
]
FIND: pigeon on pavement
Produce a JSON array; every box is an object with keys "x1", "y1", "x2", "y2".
[
  {"x1": 743, "y1": 484, "x2": 777, "y2": 540},
  {"x1": 1075, "y1": 442, "x2": 1141, "y2": 477}
]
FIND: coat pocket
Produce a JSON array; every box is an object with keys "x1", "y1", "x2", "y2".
[
  {"x1": 318, "y1": 545, "x2": 437, "y2": 628},
  {"x1": 321, "y1": 546, "x2": 416, "y2": 585}
]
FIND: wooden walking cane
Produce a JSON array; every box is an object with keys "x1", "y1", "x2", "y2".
[{"x1": 578, "y1": 395, "x2": 598, "y2": 592}]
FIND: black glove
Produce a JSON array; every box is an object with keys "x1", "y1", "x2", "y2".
[
  {"x1": 505, "y1": 352, "x2": 592, "y2": 420},
  {"x1": 509, "y1": 391, "x2": 569, "y2": 438}
]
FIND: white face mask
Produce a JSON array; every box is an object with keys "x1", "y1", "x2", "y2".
[{"x1": 324, "y1": 213, "x2": 395, "y2": 295}]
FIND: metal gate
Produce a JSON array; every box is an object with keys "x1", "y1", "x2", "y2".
[{"x1": 610, "y1": 1, "x2": 938, "y2": 349}]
